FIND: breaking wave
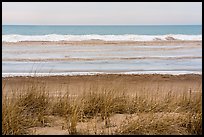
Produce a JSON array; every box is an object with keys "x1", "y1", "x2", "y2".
[{"x1": 2, "y1": 34, "x2": 202, "y2": 42}]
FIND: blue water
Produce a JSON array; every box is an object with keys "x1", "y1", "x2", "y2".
[{"x1": 2, "y1": 25, "x2": 202, "y2": 35}]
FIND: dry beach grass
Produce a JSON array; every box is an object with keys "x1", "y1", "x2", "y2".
[{"x1": 2, "y1": 74, "x2": 202, "y2": 135}]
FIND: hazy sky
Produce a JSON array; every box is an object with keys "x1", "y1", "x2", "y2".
[{"x1": 2, "y1": 2, "x2": 202, "y2": 25}]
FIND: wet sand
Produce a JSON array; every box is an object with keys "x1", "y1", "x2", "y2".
[
  {"x1": 2, "y1": 40, "x2": 202, "y2": 46},
  {"x1": 2, "y1": 56, "x2": 202, "y2": 62}
]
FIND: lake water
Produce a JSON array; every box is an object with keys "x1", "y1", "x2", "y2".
[{"x1": 2, "y1": 25, "x2": 202, "y2": 77}]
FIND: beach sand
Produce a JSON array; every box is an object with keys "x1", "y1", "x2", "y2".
[
  {"x1": 2, "y1": 74, "x2": 202, "y2": 135},
  {"x1": 3, "y1": 74, "x2": 202, "y2": 96},
  {"x1": 3, "y1": 74, "x2": 202, "y2": 104}
]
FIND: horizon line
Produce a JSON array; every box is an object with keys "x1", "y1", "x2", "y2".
[{"x1": 2, "y1": 24, "x2": 202, "y2": 26}]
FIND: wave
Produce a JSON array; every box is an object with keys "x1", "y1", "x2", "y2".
[
  {"x1": 2, "y1": 56, "x2": 202, "y2": 62},
  {"x1": 2, "y1": 34, "x2": 202, "y2": 42},
  {"x1": 2, "y1": 71, "x2": 202, "y2": 77}
]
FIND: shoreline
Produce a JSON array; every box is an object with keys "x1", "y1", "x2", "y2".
[
  {"x1": 3, "y1": 73, "x2": 202, "y2": 85},
  {"x1": 3, "y1": 40, "x2": 202, "y2": 78},
  {"x1": 3, "y1": 73, "x2": 202, "y2": 79},
  {"x1": 2, "y1": 40, "x2": 202, "y2": 46},
  {"x1": 2, "y1": 72, "x2": 202, "y2": 78}
]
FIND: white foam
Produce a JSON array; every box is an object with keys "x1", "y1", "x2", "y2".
[
  {"x1": 2, "y1": 34, "x2": 202, "y2": 42},
  {"x1": 2, "y1": 71, "x2": 202, "y2": 77}
]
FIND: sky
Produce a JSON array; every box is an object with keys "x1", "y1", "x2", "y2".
[{"x1": 2, "y1": 2, "x2": 202, "y2": 25}]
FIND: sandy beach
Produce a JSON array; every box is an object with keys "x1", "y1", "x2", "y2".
[
  {"x1": 2, "y1": 2, "x2": 202, "y2": 135},
  {"x1": 2, "y1": 30, "x2": 202, "y2": 135},
  {"x1": 2, "y1": 23, "x2": 202, "y2": 136},
  {"x1": 2, "y1": 74, "x2": 202, "y2": 135},
  {"x1": 3, "y1": 74, "x2": 202, "y2": 95}
]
